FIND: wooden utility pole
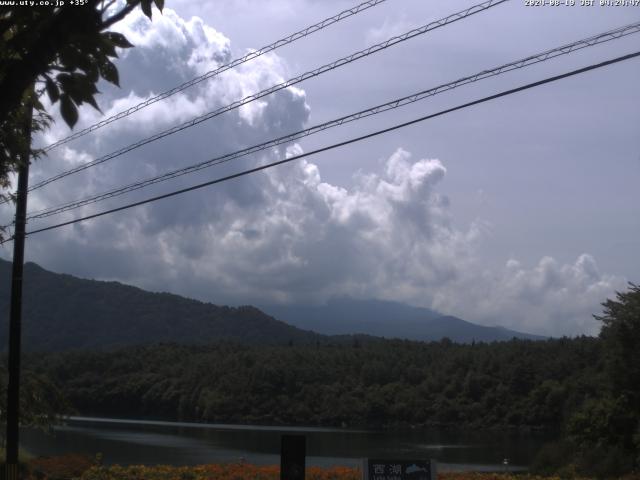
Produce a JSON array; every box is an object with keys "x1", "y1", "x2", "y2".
[{"x1": 4, "y1": 101, "x2": 33, "y2": 480}]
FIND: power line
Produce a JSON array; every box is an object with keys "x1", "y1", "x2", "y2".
[
  {"x1": 25, "y1": 0, "x2": 508, "y2": 194},
  {"x1": 23, "y1": 21, "x2": 640, "y2": 221},
  {"x1": 29, "y1": 0, "x2": 507, "y2": 192},
  {"x1": 10, "y1": 50, "x2": 638, "y2": 241},
  {"x1": 41, "y1": 0, "x2": 390, "y2": 153}
]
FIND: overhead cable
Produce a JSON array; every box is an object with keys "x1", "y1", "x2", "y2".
[
  {"x1": 25, "y1": 0, "x2": 509, "y2": 194},
  {"x1": 41, "y1": 0, "x2": 390, "y2": 152},
  {"x1": 9, "y1": 50, "x2": 637, "y2": 241},
  {"x1": 24, "y1": 21, "x2": 640, "y2": 221}
]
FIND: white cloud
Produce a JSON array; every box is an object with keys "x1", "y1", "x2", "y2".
[
  {"x1": 1, "y1": 5, "x2": 627, "y2": 339},
  {"x1": 432, "y1": 254, "x2": 626, "y2": 336}
]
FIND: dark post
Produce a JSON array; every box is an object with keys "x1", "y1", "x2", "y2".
[
  {"x1": 280, "y1": 434, "x2": 306, "y2": 480},
  {"x1": 4, "y1": 102, "x2": 32, "y2": 479}
]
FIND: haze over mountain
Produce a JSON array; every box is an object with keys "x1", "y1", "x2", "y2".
[
  {"x1": 1, "y1": 259, "x2": 543, "y2": 351},
  {"x1": 262, "y1": 297, "x2": 546, "y2": 343}
]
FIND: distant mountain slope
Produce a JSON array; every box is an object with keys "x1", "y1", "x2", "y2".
[
  {"x1": 0, "y1": 259, "x2": 321, "y2": 351},
  {"x1": 0, "y1": 259, "x2": 543, "y2": 352},
  {"x1": 261, "y1": 297, "x2": 546, "y2": 343}
]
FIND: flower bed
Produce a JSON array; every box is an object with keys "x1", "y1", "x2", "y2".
[{"x1": 24, "y1": 457, "x2": 640, "y2": 480}]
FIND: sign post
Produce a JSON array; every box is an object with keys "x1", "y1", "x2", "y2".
[
  {"x1": 281, "y1": 434, "x2": 306, "y2": 480},
  {"x1": 363, "y1": 459, "x2": 436, "y2": 480}
]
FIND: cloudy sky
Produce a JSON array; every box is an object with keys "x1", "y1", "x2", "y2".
[{"x1": 1, "y1": 0, "x2": 639, "y2": 336}]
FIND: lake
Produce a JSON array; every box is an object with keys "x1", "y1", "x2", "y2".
[{"x1": 22, "y1": 416, "x2": 554, "y2": 472}]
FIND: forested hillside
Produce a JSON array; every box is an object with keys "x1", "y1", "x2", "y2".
[
  {"x1": 29, "y1": 336, "x2": 603, "y2": 429},
  {"x1": 14, "y1": 284, "x2": 640, "y2": 476},
  {"x1": 0, "y1": 259, "x2": 321, "y2": 350},
  {"x1": 0, "y1": 259, "x2": 545, "y2": 350}
]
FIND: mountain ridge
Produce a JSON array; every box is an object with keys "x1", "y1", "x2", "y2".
[
  {"x1": 0, "y1": 258, "x2": 544, "y2": 351},
  {"x1": 0, "y1": 258, "x2": 322, "y2": 351},
  {"x1": 260, "y1": 297, "x2": 546, "y2": 342}
]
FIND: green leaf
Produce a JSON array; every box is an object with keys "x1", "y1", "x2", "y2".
[
  {"x1": 64, "y1": 74, "x2": 101, "y2": 112},
  {"x1": 58, "y1": 46, "x2": 82, "y2": 69},
  {"x1": 44, "y1": 76, "x2": 59, "y2": 104},
  {"x1": 32, "y1": 95, "x2": 46, "y2": 113},
  {"x1": 60, "y1": 94, "x2": 78, "y2": 129},
  {"x1": 98, "y1": 36, "x2": 118, "y2": 58},
  {"x1": 72, "y1": 73, "x2": 99, "y2": 94},
  {"x1": 72, "y1": 45, "x2": 96, "y2": 73},
  {"x1": 103, "y1": 32, "x2": 134, "y2": 49},
  {"x1": 85, "y1": 61, "x2": 100, "y2": 83},
  {"x1": 84, "y1": 94, "x2": 101, "y2": 112},
  {"x1": 56, "y1": 73, "x2": 73, "y2": 90},
  {"x1": 153, "y1": 0, "x2": 164, "y2": 11},
  {"x1": 140, "y1": 0, "x2": 152, "y2": 19},
  {"x1": 99, "y1": 59, "x2": 119, "y2": 87}
]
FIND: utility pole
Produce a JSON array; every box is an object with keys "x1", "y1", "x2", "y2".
[{"x1": 4, "y1": 100, "x2": 33, "y2": 480}]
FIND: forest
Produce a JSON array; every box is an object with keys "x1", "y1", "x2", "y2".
[
  {"x1": 26, "y1": 337, "x2": 602, "y2": 430},
  {"x1": 3, "y1": 284, "x2": 638, "y2": 477}
]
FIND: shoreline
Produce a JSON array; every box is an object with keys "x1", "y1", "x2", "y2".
[{"x1": 62, "y1": 414, "x2": 557, "y2": 435}]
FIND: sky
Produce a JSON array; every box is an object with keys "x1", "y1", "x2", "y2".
[{"x1": 1, "y1": 0, "x2": 639, "y2": 336}]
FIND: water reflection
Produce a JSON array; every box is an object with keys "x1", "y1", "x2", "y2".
[{"x1": 21, "y1": 417, "x2": 553, "y2": 471}]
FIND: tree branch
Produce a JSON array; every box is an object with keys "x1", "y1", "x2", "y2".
[
  {"x1": 99, "y1": 0, "x2": 117, "y2": 16},
  {"x1": 0, "y1": 7, "x2": 91, "y2": 125},
  {"x1": 101, "y1": 2, "x2": 138, "y2": 30}
]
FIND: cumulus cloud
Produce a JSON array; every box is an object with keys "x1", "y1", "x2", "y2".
[
  {"x1": 431, "y1": 254, "x2": 626, "y2": 336},
  {"x1": 16, "y1": 6, "x2": 310, "y2": 224},
  {"x1": 0, "y1": 6, "x2": 626, "y2": 338}
]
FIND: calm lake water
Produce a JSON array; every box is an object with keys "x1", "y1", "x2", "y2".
[{"x1": 22, "y1": 417, "x2": 554, "y2": 472}]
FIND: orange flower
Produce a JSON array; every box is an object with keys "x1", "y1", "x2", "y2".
[{"x1": 24, "y1": 457, "x2": 640, "y2": 480}]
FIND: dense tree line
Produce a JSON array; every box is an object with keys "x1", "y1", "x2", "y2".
[
  {"x1": 18, "y1": 284, "x2": 640, "y2": 476},
  {"x1": 0, "y1": 366, "x2": 69, "y2": 444},
  {"x1": 27, "y1": 336, "x2": 604, "y2": 430}
]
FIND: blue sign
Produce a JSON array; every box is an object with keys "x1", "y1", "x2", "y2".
[{"x1": 363, "y1": 459, "x2": 435, "y2": 480}]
